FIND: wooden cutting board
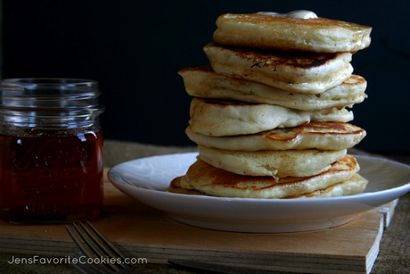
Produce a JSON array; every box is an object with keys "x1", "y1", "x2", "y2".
[{"x1": 0, "y1": 171, "x2": 397, "y2": 274}]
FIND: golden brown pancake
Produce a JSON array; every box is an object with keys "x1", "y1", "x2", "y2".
[
  {"x1": 204, "y1": 43, "x2": 353, "y2": 94},
  {"x1": 186, "y1": 122, "x2": 366, "y2": 151},
  {"x1": 175, "y1": 156, "x2": 359, "y2": 198},
  {"x1": 169, "y1": 173, "x2": 368, "y2": 198},
  {"x1": 179, "y1": 67, "x2": 367, "y2": 111},
  {"x1": 189, "y1": 98, "x2": 353, "y2": 136},
  {"x1": 214, "y1": 13, "x2": 371, "y2": 52},
  {"x1": 198, "y1": 146, "x2": 346, "y2": 177},
  {"x1": 290, "y1": 174, "x2": 368, "y2": 198},
  {"x1": 168, "y1": 177, "x2": 202, "y2": 195}
]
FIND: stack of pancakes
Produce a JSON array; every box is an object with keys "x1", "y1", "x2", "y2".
[{"x1": 170, "y1": 11, "x2": 372, "y2": 199}]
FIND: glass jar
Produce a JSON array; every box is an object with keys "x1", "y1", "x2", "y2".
[{"x1": 0, "y1": 78, "x2": 104, "y2": 223}]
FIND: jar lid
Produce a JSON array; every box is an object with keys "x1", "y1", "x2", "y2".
[
  {"x1": 0, "y1": 78, "x2": 103, "y2": 129},
  {"x1": 0, "y1": 78, "x2": 100, "y2": 109}
]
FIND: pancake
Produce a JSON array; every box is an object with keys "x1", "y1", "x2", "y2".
[
  {"x1": 203, "y1": 43, "x2": 353, "y2": 94},
  {"x1": 189, "y1": 98, "x2": 353, "y2": 136},
  {"x1": 187, "y1": 122, "x2": 366, "y2": 151},
  {"x1": 291, "y1": 174, "x2": 368, "y2": 198},
  {"x1": 179, "y1": 68, "x2": 367, "y2": 111},
  {"x1": 169, "y1": 172, "x2": 368, "y2": 198},
  {"x1": 198, "y1": 146, "x2": 346, "y2": 177},
  {"x1": 178, "y1": 156, "x2": 359, "y2": 198},
  {"x1": 213, "y1": 12, "x2": 372, "y2": 53},
  {"x1": 168, "y1": 177, "x2": 202, "y2": 195}
]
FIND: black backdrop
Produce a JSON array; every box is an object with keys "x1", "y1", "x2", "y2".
[{"x1": 2, "y1": 0, "x2": 410, "y2": 152}]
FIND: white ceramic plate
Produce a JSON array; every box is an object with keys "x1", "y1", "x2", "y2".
[{"x1": 108, "y1": 153, "x2": 410, "y2": 233}]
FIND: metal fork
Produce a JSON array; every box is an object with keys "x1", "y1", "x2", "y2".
[{"x1": 65, "y1": 221, "x2": 133, "y2": 274}]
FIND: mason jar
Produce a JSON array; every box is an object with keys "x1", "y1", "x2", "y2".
[{"x1": 0, "y1": 78, "x2": 104, "y2": 223}]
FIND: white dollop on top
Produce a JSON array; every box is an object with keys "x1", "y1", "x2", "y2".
[{"x1": 257, "y1": 10, "x2": 318, "y2": 19}]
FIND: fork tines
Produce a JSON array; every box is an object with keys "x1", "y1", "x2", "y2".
[{"x1": 66, "y1": 221, "x2": 132, "y2": 273}]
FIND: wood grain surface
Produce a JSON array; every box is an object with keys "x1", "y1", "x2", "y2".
[{"x1": 0, "y1": 170, "x2": 392, "y2": 274}]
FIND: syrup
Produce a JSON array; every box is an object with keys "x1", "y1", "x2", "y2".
[{"x1": 0, "y1": 131, "x2": 103, "y2": 222}]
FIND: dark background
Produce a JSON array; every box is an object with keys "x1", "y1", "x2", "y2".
[{"x1": 2, "y1": 0, "x2": 410, "y2": 152}]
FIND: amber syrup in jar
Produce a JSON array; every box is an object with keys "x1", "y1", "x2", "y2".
[{"x1": 0, "y1": 79, "x2": 104, "y2": 223}]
